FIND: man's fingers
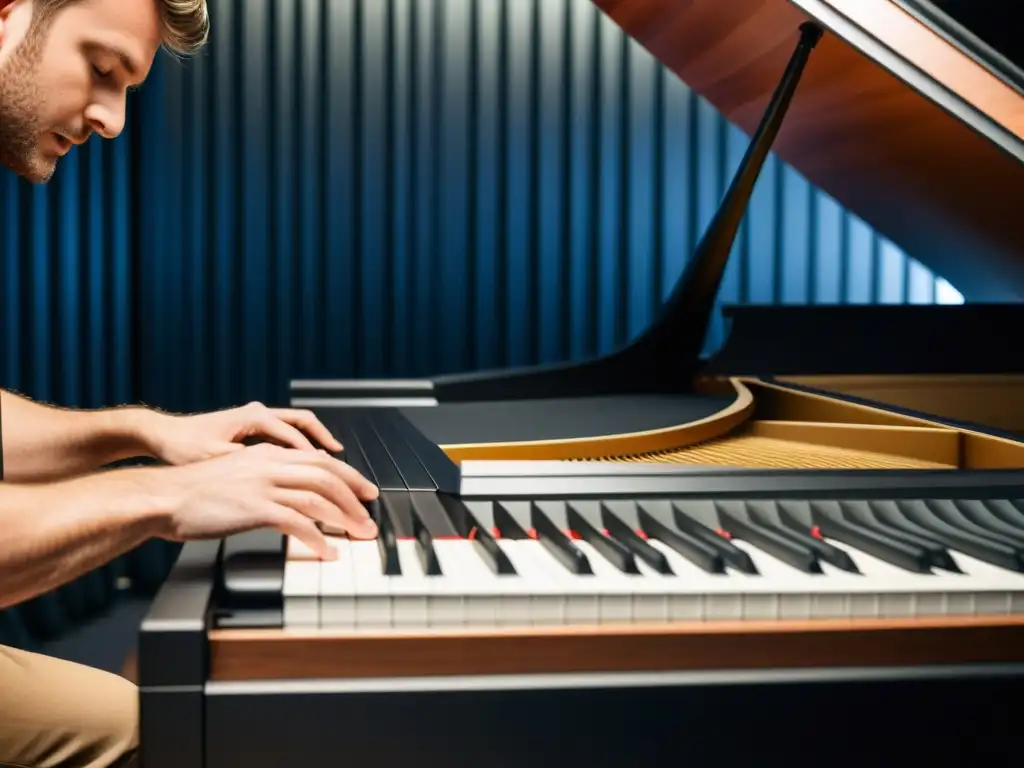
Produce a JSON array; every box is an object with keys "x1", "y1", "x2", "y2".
[
  {"x1": 273, "y1": 488, "x2": 378, "y2": 540},
  {"x1": 271, "y1": 460, "x2": 377, "y2": 532},
  {"x1": 273, "y1": 488, "x2": 344, "y2": 528},
  {"x1": 269, "y1": 408, "x2": 343, "y2": 452},
  {"x1": 264, "y1": 506, "x2": 338, "y2": 561},
  {"x1": 312, "y1": 451, "x2": 379, "y2": 501},
  {"x1": 250, "y1": 415, "x2": 318, "y2": 453}
]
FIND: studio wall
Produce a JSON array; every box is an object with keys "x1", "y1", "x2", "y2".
[
  {"x1": 0, "y1": 0, "x2": 963, "y2": 645},
  {"x1": 132, "y1": 0, "x2": 961, "y2": 414}
]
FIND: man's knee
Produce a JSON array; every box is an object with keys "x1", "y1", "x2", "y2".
[
  {"x1": 80, "y1": 672, "x2": 139, "y2": 767},
  {"x1": 0, "y1": 644, "x2": 139, "y2": 768}
]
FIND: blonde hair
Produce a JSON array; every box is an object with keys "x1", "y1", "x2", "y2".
[
  {"x1": 153, "y1": 0, "x2": 209, "y2": 54},
  {"x1": 34, "y1": 0, "x2": 209, "y2": 55}
]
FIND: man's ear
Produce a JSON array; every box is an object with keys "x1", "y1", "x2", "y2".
[
  {"x1": 0, "y1": 0, "x2": 28, "y2": 49},
  {"x1": 0, "y1": 2, "x2": 15, "y2": 47}
]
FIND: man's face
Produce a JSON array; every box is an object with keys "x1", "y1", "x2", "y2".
[{"x1": 0, "y1": 0, "x2": 160, "y2": 183}]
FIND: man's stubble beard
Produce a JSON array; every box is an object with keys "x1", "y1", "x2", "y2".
[{"x1": 0, "y1": 23, "x2": 56, "y2": 184}]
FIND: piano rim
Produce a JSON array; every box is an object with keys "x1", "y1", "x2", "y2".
[{"x1": 436, "y1": 375, "x2": 1024, "y2": 467}]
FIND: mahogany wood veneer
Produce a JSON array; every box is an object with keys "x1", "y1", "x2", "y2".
[
  {"x1": 591, "y1": 0, "x2": 1024, "y2": 301},
  {"x1": 208, "y1": 615, "x2": 1024, "y2": 681}
]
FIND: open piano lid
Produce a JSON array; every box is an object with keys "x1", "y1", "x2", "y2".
[{"x1": 591, "y1": 0, "x2": 1023, "y2": 301}]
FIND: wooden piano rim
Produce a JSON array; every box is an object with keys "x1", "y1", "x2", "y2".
[
  {"x1": 439, "y1": 375, "x2": 1024, "y2": 467},
  {"x1": 439, "y1": 378, "x2": 756, "y2": 461},
  {"x1": 207, "y1": 614, "x2": 1024, "y2": 681}
]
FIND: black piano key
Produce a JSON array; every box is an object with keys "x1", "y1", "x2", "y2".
[
  {"x1": 747, "y1": 503, "x2": 858, "y2": 573},
  {"x1": 494, "y1": 502, "x2": 531, "y2": 540},
  {"x1": 372, "y1": 498, "x2": 402, "y2": 576},
  {"x1": 984, "y1": 500, "x2": 1024, "y2": 530},
  {"x1": 351, "y1": 413, "x2": 407, "y2": 491},
  {"x1": 407, "y1": 498, "x2": 442, "y2": 576},
  {"x1": 858, "y1": 501, "x2": 961, "y2": 573},
  {"x1": 368, "y1": 411, "x2": 438, "y2": 490},
  {"x1": 671, "y1": 503, "x2": 757, "y2": 574},
  {"x1": 388, "y1": 409, "x2": 462, "y2": 495},
  {"x1": 531, "y1": 503, "x2": 592, "y2": 575},
  {"x1": 468, "y1": 523, "x2": 517, "y2": 575},
  {"x1": 807, "y1": 502, "x2": 932, "y2": 573},
  {"x1": 435, "y1": 493, "x2": 477, "y2": 538},
  {"x1": 923, "y1": 499, "x2": 1024, "y2": 551},
  {"x1": 329, "y1": 412, "x2": 375, "y2": 486},
  {"x1": 841, "y1": 501, "x2": 959, "y2": 573},
  {"x1": 715, "y1": 505, "x2": 821, "y2": 574},
  {"x1": 895, "y1": 500, "x2": 1024, "y2": 572},
  {"x1": 950, "y1": 499, "x2": 1024, "y2": 547},
  {"x1": 407, "y1": 491, "x2": 461, "y2": 537},
  {"x1": 436, "y1": 495, "x2": 516, "y2": 575},
  {"x1": 636, "y1": 504, "x2": 725, "y2": 574},
  {"x1": 600, "y1": 503, "x2": 673, "y2": 575},
  {"x1": 567, "y1": 503, "x2": 640, "y2": 574}
]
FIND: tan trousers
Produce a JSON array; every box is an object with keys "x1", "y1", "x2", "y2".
[{"x1": 0, "y1": 645, "x2": 138, "y2": 768}]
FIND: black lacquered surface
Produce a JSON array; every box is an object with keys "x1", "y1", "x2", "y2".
[{"x1": 400, "y1": 394, "x2": 733, "y2": 445}]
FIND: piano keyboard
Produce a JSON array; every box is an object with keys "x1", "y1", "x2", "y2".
[{"x1": 274, "y1": 492, "x2": 1024, "y2": 630}]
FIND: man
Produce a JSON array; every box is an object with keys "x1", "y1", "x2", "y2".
[{"x1": 0, "y1": 0, "x2": 379, "y2": 765}]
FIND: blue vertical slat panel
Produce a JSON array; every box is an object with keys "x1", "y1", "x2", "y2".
[
  {"x1": 0, "y1": 139, "x2": 136, "y2": 416},
  {"x1": 130, "y1": 0, "x2": 962, "y2": 413},
  {"x1": 0, "y1": 114, "x2": 138, "y2": 643},
  {"x1": 324, "y1": 0, "x2": 354, "y2": 378},
  {"x1": 273, "y1": 0, "x2": 299, "y2": 393}
]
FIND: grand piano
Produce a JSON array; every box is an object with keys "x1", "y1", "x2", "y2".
[{"x1": 139, "y1": 2, "x2": 1024, "y2": 766}]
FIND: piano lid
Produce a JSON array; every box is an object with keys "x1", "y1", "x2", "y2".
[
  {"x1": 591, "y1": 0, "x2": 1024, "y2": 301},
  {"x1": 896, "y1": 1, "x2": 1024, "y2": 88}
]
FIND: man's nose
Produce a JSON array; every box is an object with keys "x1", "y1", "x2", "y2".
[{"x1": 83, "y1": 100, "x2": 126, "y2": 139}]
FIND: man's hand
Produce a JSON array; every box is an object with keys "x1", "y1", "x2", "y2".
[
  {"x1": 147, "y1": 442, "x2": 379, "y2": 559},
  {"x1": 141, "y1": 401, "x2": 344, "y2": 465},
  {"x1": 0, "y1": 442, "x2": 379, "y2": 608}
]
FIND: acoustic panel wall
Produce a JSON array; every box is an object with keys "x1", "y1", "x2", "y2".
[
  {"x1": 133, "y1": 0, "x2": 961, "y2": 415},
  {"x1": 0, "y1": 138, "x2": 135, "y2": 409}
]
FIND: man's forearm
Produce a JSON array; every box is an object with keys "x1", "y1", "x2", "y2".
[
  {"x1": 0, "y1": 467, "x2": 168, "y2": 609},
  {"x1": 1, "y1": 389, "x2": 168, "y2": 482}
]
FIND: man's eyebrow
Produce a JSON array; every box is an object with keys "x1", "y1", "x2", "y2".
[{"x1": 85, "y1": 41, "x2": 141, "y2": 78}]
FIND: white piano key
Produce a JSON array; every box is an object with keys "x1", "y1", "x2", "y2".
[
  {"x1": 572, "y1": 540, "x2": 635, "y2": 624},
  {"x1": 286, "y1": 535, "x2": 320, "y2": 561},
  {"x1": 320, "y1": 538, "x2": 356, "y2": 629},
  {"x1": 519, "y1": 539, "x2": 600, "y2": 625},
  {"x1": 933, "y1": 550, "x2": 1023, "y2": 615},
  {"x1": 441, "y1": 540, "x2": 511, "y2": 627},
  {"x1": 351, "y1": 540, "x2": 392, "y2": 629},
  {"x1": 630, "y1": 559, "x2": 671, "y2": 622},
  {"x1": 494, "y1": 540, "x2": 562, "y2": 626},
  {"x1": 733, "y1": 536, "x2": 843, "y2": 622},
  {"x1": 283, "y1": 558, "x2": 319, "y2": 627},
  {"x1": 428, "y1": 540, "x2": 470, "y2": 627},
  {"x1": 390, "y1": 539, "x2": 430, "y2": 628},
  {"x1": 644, "y1": 539, "x2": 733, "y2": 620}
]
